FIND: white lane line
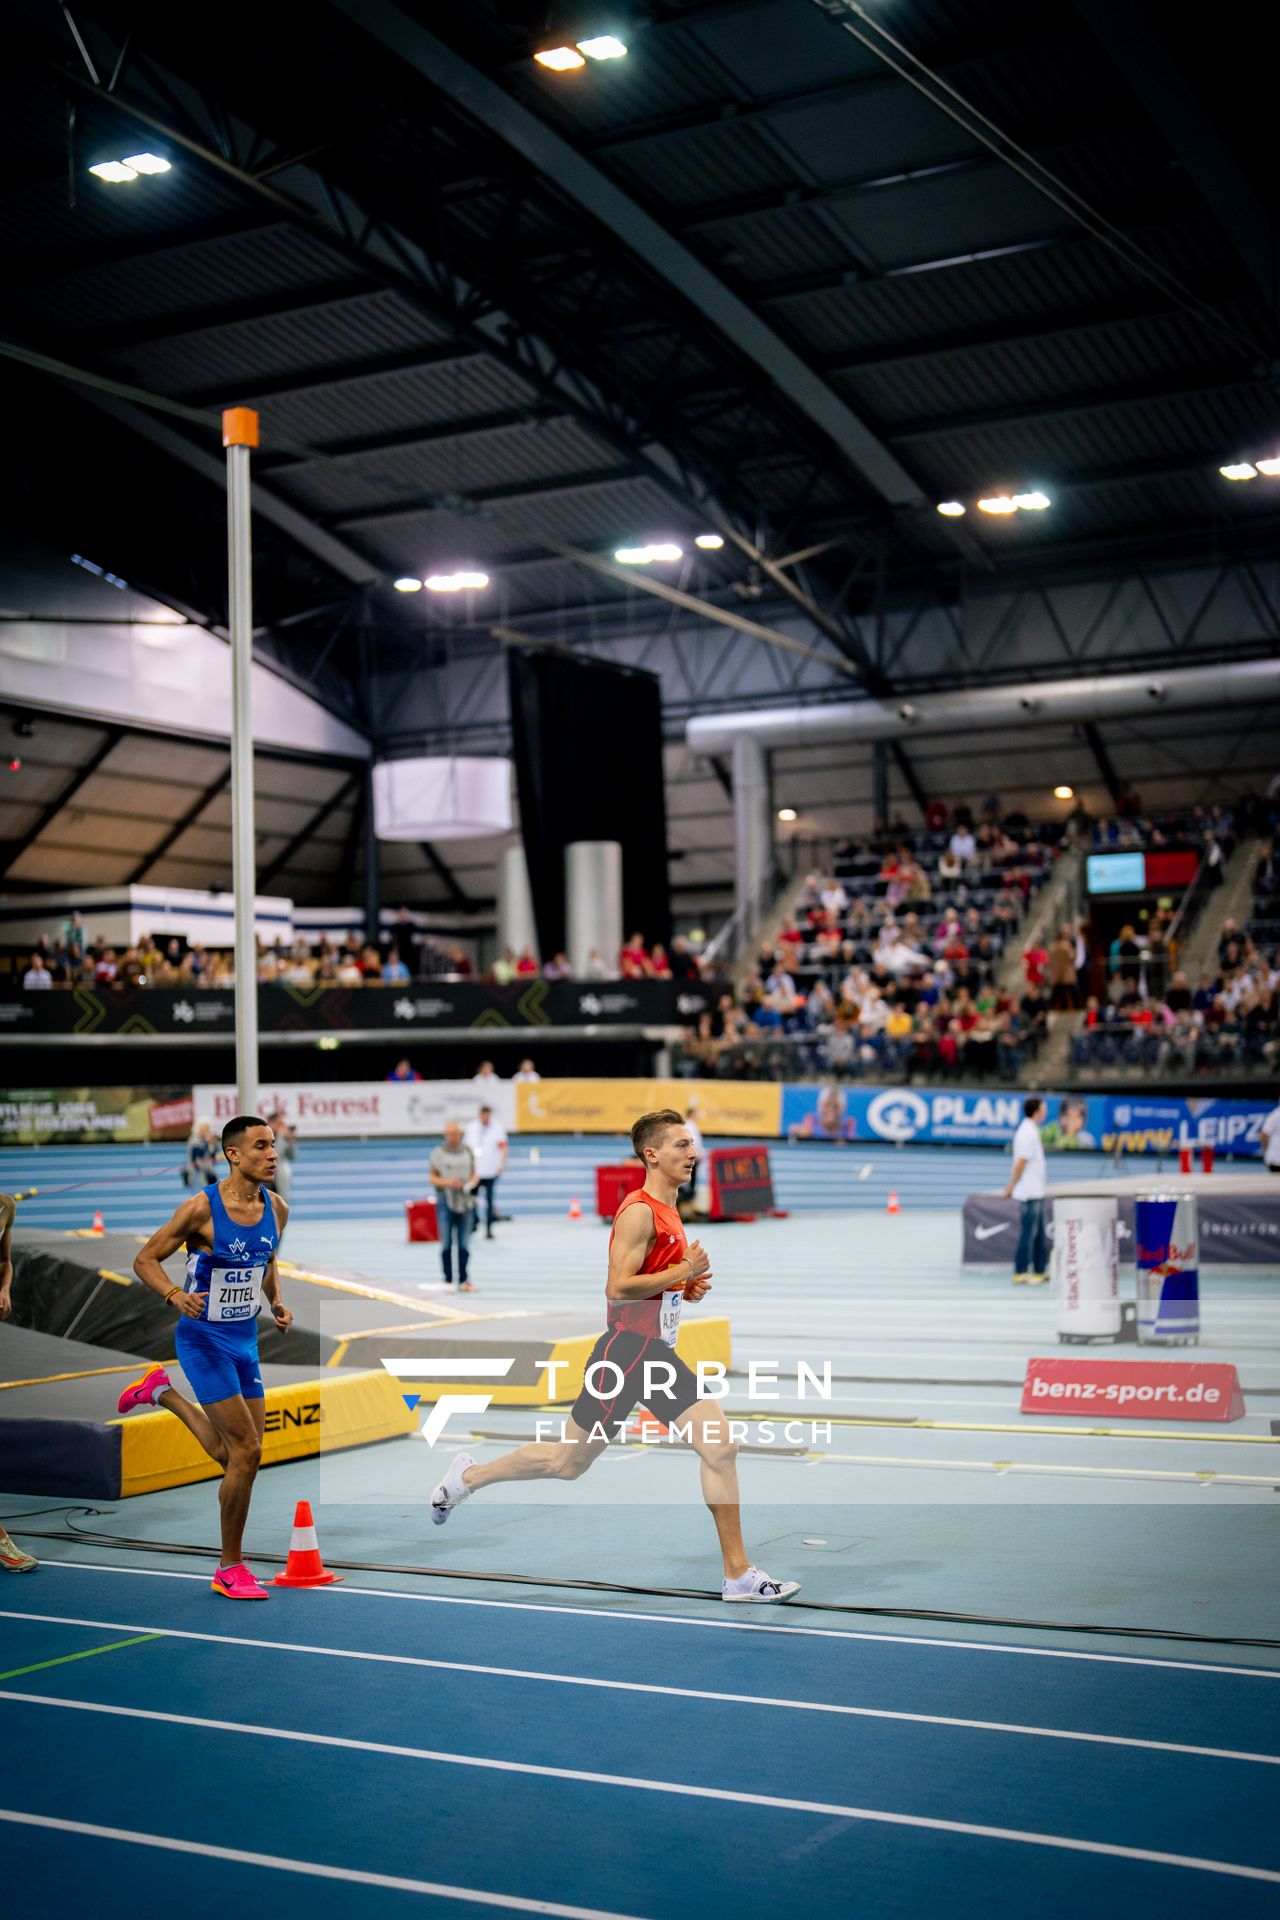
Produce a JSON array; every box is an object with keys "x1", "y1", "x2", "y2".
[
  {"x1": 4, "y1": 1699, "x2": 1279, "y2": 1888},
  {"x1": 36, "y1": 1563, "x2": 1280, "y2": 1678},
  {"x1": 4, "y1": 1609, "x2": 1277, "y2": 1767},
  {"x1": 0, "y1": 1810, "x2": 647, "y2": 1919}
]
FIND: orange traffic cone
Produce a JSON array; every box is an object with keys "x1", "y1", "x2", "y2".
[
  {"x1": 91, "y1": 1209, "x2": 105, "y2": 1234},
  {"x1": 568, "y1": 1197, "x2": 582, "y2": 1220},
  {"x1": 273, "y1": 1499, "x2": 341, "y2": 1587},
  {"x1": 886, "y1": 1191, "x2": 901, "y2": 1215}
]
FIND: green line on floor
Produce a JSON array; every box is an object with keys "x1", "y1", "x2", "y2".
[{"x1": 0, "y1": 1633, "x2": 161, "y2": 1683}]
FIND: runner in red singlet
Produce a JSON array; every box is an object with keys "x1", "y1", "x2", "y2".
[{"x1": 428, "y1": 1108, "x2": 800, "y2": 1603}]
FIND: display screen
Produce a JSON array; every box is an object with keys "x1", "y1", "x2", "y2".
[
  {"x1": 707, "y1": 1146, "x2": 775, "y2": 1218},
  {"x1": 1086, "y1": 852, "x2": 1146, "y2": 894}
]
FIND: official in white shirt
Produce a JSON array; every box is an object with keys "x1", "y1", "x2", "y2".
[
  {"x1": 681, "y1": 1106, "x2": 704, "y2": 1213},
  {"x1": 464, "y1": 1104, "x2": 509, "y2": 1239},
  {"x1": 1003, "y1": 1095, "x2": 1049, "y2": 1283},
  {"x1": 1262, "y1": 1101, "x2": 1280, "y2": 1174}
]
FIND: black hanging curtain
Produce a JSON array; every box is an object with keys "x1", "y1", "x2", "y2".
[{"x1": 507, "y1": 648, "x2": 671, "y2": 963}]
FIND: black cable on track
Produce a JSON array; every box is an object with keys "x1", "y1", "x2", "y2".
[{"x1": 8, "y1": 1511, "x2": 1279, "y2": 1651}]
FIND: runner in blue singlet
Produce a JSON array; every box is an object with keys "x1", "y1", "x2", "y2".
[{"x1": 120, "y1": 1115, "x2": 292, "y2": 1600}]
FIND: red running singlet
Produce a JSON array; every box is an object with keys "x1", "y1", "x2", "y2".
[{"x1": 605, "y1": 1187, "x2": 687, "y2": 1344}]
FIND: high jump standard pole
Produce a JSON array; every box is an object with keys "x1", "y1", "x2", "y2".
[{"x1": 224, "y1": 406, "x2": 259, "y2": 1115}]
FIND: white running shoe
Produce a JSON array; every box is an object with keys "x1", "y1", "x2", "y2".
[
  {"x1": 722, "y1": 1565, "x2": 801, "y2": 1604},
  {"x1": 430, "y1": 1451, "x2": 476, "y2": 1526}
]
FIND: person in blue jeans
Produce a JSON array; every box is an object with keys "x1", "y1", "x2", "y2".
[
  {"x1": 1004, "y1": 1095, "x2": 1049, "y2": 1284},
  {"x1": 429, "y1": 1120, "x2": 478, "y2": 1290}
]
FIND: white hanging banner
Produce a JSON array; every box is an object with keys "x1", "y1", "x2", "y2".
[{"x1": 373, "y1": 757, "x2": 512, "y2": 841}]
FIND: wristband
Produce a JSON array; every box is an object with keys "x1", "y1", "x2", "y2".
[{"x1": 162, "y1": 1285, "x2": 181, "y2": 1304}]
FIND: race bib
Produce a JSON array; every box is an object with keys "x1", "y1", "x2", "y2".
[
  {"x1": 205, "y1": 1263, "x2": 265, "y2": 1324},
  {"x1": 659, "y1": 1287, "x2": 683, "y2": 1349}
]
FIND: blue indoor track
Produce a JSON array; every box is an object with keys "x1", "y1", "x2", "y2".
[{"x1": 2, "y1": 1559, "x2": 1279, "y2": 1920}]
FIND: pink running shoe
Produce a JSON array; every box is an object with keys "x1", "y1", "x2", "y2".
[
  {"x1": 211, "y1": 1564, "x2": 269, "y2": 1601},
  {"x1": 117, "y1": 1364, "x2": 172, "y2": 1413}
]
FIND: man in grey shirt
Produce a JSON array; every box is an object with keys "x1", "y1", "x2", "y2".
[{"x1": 429, "y1": 1121, "x2": 478, "y2": 1290}]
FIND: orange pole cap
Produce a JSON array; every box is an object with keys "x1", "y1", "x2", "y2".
[{"x1": 222, "y1": 407, "x2": 260, "y2": 449}]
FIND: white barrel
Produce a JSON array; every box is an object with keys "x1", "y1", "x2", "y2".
[
  {"x1": 566, "y1": 841, "x2": 623, "y2": 978},
  {"x1": 497, "y1": 844, "x2": 537, "y2": 958},
  {"x1": 1054, "y1": 1196, "x2": 1120, "y2": 1340}
]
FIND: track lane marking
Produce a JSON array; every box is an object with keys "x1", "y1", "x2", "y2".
[
  {"x1": 4, "y1": 1610, "x2": 1276, "y2": 1766},
  {"x1": 33, "y1": 1562, "x2": 1280, "y2": 1678},
  {"x1": 4, "y1": 1700, "x2": 1279, "y2": 1887},
  {"x1": 0, "y1": 1810, "x2": 649, "y2": 1918},
  {"x1": 0, "y1": 1633, "x2": 159, "y2": 1683}
]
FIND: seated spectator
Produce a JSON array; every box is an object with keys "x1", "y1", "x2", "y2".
[
  {"x1": 386, "y1": 1057, "x2": 422, "y2": 1082},
  {"x1": 1163, "y1": 970, "x2": 1193, "y2": 1016},
  {"x1": 820, "y1": 876, "x2": 849, "y2": 918},
  {"x1": 584, "y1": 947, "x2": 609, "y2": 979},
  {"x1": 492, "y1": 947, "x2": 518, "y2": 985},
  {"x1": 777, "y1": 917, "x2": 805, "y2": 955},
  {"x1": 382, "y1": 945, "x2": 410, "y2": 984},
  {"x1": 543, "y1": 951, "x2": 572, "y2": 980},
  {"x1": 949, "y1": 823, "x2": 977, "y2": 865},
  {"x1": 336, "y1": 949, "x2": 363, "y2": 987},
  {"x1": 22, "y1": 951, "x2": 52, "y2": 989},
  {"x1": 94, "y1": 946, "x2": 119, "y2": 986},
  {"x1": 649, "y1": 943, "x2": 673, "y2": 979},
  {"x1": 619, "y1": 932, "x2": 650, "y2": 978},
  {"x1": 514, "y1": 1057, "x2": 541, "y2": 1083},
  {"x1": 361, "y1": 945, "x2": 383, "y2": 981},
  {"x1": 937, "y1": 846, "x2": 962, "y2": 882},
  {"x1": 514, "y1": 945, "x2": 539, "y2": 977},
  {"x1": 1047, "y1": 929, "x2": 1077, "y2": 1010}
]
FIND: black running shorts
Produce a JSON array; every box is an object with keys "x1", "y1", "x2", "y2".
[{"x1": 569, "y1": 1328, "x2": 700, "y2": 1440}]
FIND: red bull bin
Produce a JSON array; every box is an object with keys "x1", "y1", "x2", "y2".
[{"x1": 1135, "y1": 1192, "x2": 1200, "y2": 1345}]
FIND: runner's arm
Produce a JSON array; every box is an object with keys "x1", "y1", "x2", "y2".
[
  {"x1": 606, "y1": 1206, "x2": 709, "y2": 1301},
  {"x1": 134, "y1": 1196, "x2": 210, "y2": 1317},
  {"x1": 263, "y1": 1195, "x2": 292, "y2": 1332}
]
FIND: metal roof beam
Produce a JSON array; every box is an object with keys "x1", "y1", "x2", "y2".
[
  {"x1": 1076, "y1": 0, "x2": 1278, "y2": 318},
  {"x1": 258, "y1": 771, "x2": 362, "y2": 888},
  {"x1": 6, "y1": 212, "x2": 285, "y2": 289},
  {"x1": 1, "y1": 725, "x2": 125, "y2": 877},
  {"x1": 81, "y1": 277, "x2": 382, "y2": 352},
  {"x1": 887, "y1": 369, "x2": 1257, "y2": 444},
  {"x1": 821, "y1": 288, "x2": 1252, "y2": 376},
  {"x1": 176, "y1": 341, "x2": 482, "y2": 409},
  {"x1": 1081, "y1": 722, "x2": 1124, "y2": 809},
  {"x1": 328, "y1": 0, "x2": 926, "y2": 513},
  {"x1": 256, "y1": 403, "x2": 567, "y2": 474},
  {"x1": 324, "y1": 462, "x2": 638, "y2": 530},
  {"x1": 128, "y1": 765, "x2": 232, "y2": 884},
  {"x1": 581, "y1": 21, "x2": 1060, "y2": 152}
]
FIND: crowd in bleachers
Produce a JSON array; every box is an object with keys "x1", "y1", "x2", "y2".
[
  {"x1": 680, "y1": 807, "x2": 1058, "y2": 1084},
  {"x1": 1071, "y1": 801, "x2": 1280, "y2": 1080},
  {"x1": 13, "y1": 905, "x2": 710, "y2": 991}
]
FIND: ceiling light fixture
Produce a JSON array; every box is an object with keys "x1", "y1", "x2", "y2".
[
  {"x1": 694, "y1": 532, "x2": 725, "y2": 549},
  {"x1": 1012, "y1": 491, "x2": 1051, "y2": 510},
  {"x1": 122, "y1": 152, "x2": 171, "y2": 174},
  {"x1": 1219, "y1": 462, "x2": 1257, "y2": 481},
  {"x1": 777, "y1": 807, "x2": 798, "y2": 822},
  {"x1": 577, "y1": 34, "x2": 628, "y2": 59},
  {"x1": 936, "y1": 501, "x2": 966, "y2": 517},
  {"x1": 393, "y1": 577, "x2": 423, "y2": 592},
  {"x1": 88, "y1": 160, "x2": 139, "y2": 183},
  {"x1": 1053, "y1": 785, "x2": 1074, "y2": 800},
  {"x1": 425, "y1": 571, "x2": 490, "y2": 592},
  {"x1": 1254, "y1": 457, "x2": 1280, "y2": 476},
  {"x1": 614, "y1": 543, "x2": 683, "y2": 564},
  {"x1": 535, "y1": 45, "x2": 586, "y2": 69},
  {"x1": 977, "y1": 496, "x2": 1017, "y2": 515}
]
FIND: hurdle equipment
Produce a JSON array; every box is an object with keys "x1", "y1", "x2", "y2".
[{"x1": 273, "y1": 1498, "x2": 341, "y2": 1586}]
